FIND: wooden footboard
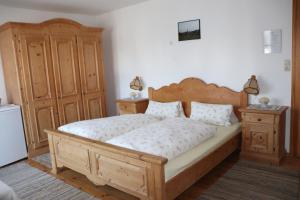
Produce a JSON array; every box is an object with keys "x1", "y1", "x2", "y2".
[
  {"x1": 46, "y1": 129, "x2": 241, "y2": 200},
  {"x1": 46, "y1": 129, "x2": 168, "y2": 200}
]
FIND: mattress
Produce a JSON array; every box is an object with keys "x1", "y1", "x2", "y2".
[{"x1": 164, "y1": 123, "x2": 241, "y2": 181}]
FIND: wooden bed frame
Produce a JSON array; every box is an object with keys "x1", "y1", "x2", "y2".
[{"x1": 45, "y1": 77, "x2": 248, "y2": 200}]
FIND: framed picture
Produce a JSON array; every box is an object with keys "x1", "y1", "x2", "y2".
[{"x1": 178, "y1": 19, "x2": 201, "y2": 41}]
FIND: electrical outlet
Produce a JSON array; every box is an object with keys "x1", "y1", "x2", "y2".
[{"x1": 284, "y1": 59, "x2": 291, "y2": 71}]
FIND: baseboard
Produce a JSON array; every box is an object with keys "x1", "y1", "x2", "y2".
[
  {"x1": 27, "y1": 146, "x2": 49, "y2": 158},
  {"x1": 281, "y1": 155, "x2": 300, "y2": 171}
]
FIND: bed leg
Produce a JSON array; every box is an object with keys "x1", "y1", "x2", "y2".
[
  {"x1": 151, "y1": 163, "x2": 166, "y2": 200},
  {"x1": 51, "y1": 165, "x2": 58, "y2": 174},
  {"x1": 47, "y1": 133, "x2": 59, "y2": 174}
]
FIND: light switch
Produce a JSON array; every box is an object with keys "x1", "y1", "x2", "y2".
[{"x1": 284, "y1": 59, "x2": 291, "y2": 71}]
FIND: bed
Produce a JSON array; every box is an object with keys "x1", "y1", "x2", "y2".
[{"x1": 45, "y1": 77, "x2": 248, "y2": 200}]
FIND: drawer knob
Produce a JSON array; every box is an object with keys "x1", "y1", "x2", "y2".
[{"x1": 257, "y1": 118, "x2": 262, "y2": 122}]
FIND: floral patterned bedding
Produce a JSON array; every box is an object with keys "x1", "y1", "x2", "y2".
[
  {"x1": 106, "y1": 118, "x2": 216, "y2": 160},
  {"x1": 58, "y1": 114, "x2": 161, "y2": 141}
]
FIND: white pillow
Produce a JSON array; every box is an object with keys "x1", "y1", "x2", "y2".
[
  {"x1": 179, "y1": 102, "x2": 186, "y2": 118},
  {"x1": 230, "y1": 111, "x2": 239, "y2": 124},
  {"x1": 190, "y1": 102, "x2": 233, "y2": 126},
  {"x1": 145, "y1": 101, "x2": 181, "y2": 119}
]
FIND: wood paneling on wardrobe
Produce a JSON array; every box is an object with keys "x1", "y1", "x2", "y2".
[
  {"x1": 0, "y1": 19, "x2": 107, "y2": 157},
  {"x1": 51, "y1": 34, "x2": 83, "y2": 125},
  {"x1": 19, "y1": 33, "x2": 59, "y2": 150},
  {"x1": 77, "y1": 35, "x2": 106, "y2": 119}
]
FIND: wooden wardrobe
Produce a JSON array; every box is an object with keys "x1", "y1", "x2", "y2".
[{"x1": 0, "y1": 19, "x2": 107, "y2": 157}]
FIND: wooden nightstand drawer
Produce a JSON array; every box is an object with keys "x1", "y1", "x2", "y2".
[
  {"x1": 243, "y1": 113, "x2": 274, "y2": 124},
  {"x1": 243, "y1": 123, "x2": 274, "y2": 154},
  {"x1": 116, "y1": 98, "x2": 149, "y2": 115},
  {"x1": 117, "y1": 103, "x2": 135, "y2": 114}
]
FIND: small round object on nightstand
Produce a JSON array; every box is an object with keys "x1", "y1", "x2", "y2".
[
  {"x1": 259, "y1": 97, "x2": 270, "y2": 108},
  {"x1": 130, "y1": 92, "x2": 137, "y2": 99}
]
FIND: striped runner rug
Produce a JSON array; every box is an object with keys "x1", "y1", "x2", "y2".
[
  {"x1": 198, "y1": 160, "x2": 300, "y2": 200},
  {"x1": 32, "y1": 153, "x2": 51, "y2": 169},
  {"x1": 0, "y1": 161, "x2": 99, "y2": 200},
  {"x1": 1, "y1": 154, "x2": 299, "y2": 200},
  {"x1": 33, "y1": 154, "x2": 300, "y2": 200}
]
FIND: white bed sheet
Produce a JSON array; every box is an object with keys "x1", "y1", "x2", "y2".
[{"x1": 164, "y1": 123, "x2": 241, "y2": 181}]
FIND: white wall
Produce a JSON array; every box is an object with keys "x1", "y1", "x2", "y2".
[
  {"x1": 0, "y1": 5, "x2": 99, "y2": 104},
  {"x1": 0, "y1": 0, "x2": 293, "y2": 151},
  {"x1": 97, "y1": 0, "x2": 293, "y2": 150}
]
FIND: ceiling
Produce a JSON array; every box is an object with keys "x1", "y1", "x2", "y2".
[{"x1": 0, "y1": 0, "x2": 150, "y2": 15}]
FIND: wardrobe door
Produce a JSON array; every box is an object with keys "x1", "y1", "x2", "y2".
[
  {"x1": 19, "y1": 33, "x2": 59, "y2": 150},
  {"x1": 77, "y1": 35, "x2": 106, "y2": 119},
  {"x1": 50, "y1": 34, "x2": 83, "y2": 125}
]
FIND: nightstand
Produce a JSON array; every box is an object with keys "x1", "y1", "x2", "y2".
[
  {"x1": 239, "y1": 106, "x2": 288, "y2": 165},
  {"x1": 116, "y1": 98, "x2": 149, "y2": 115}
]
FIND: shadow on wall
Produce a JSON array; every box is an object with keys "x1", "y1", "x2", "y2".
[{"x1": 102, "y1": 28, "x2": 117, "y2": 116}]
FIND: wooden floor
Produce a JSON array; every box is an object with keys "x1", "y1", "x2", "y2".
[
  {"x1": 176, "y1": 152, "x2": 240, "y2": 199},
  {"x1": 27, "y1": 152, "x2": 300, "y2": 200},
  {"x1": 281, "y1": 155, "x2": 300, "y2": 171}
]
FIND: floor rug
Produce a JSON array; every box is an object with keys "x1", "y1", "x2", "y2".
[
  {"x1": 197, "y1": 160, "x2": 300, "y2": 200},
  {"x1": 20, "y1": 153, "x2": 300, "y2": 200},
  {"x1": 0, "y1": 161, "x2": 99, "y2": 200}
]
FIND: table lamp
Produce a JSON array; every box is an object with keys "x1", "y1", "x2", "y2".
[
  {"x1": 129, "y1": 76, "x2": 143, "y2": 99},
  {"x1": 243, "y1": 75, "x2": 259, "y2": 95}
]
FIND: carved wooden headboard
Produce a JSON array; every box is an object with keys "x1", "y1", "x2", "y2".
[{"x1": 148, "y1": 77, "x2": 248, "y2": 119}]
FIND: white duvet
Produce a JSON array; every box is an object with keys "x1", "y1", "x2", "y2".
[
  {"x1": 107, "y1": 118, "x2": 217, "y2": 160},
  {"x1": 58, "y1": 114, "x2": 161, "y2": 141}
]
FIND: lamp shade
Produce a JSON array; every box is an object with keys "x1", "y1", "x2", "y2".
[{"x1": 243, "y1": 75, "x2": 259, "y2": 95}]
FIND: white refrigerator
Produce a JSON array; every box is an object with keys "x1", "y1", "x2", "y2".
[{"x1": 0, "y1": 105, "x2": 27, "y2": 167}]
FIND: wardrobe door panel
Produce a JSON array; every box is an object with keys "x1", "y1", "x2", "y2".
[
  {"x1": 77, "y1": 36, "x2": 102, "y2": 93},
  {"x1": 83, "y1": 93, "x2": 105, "y2": 119},
  {"x1": 27, "y1": 43, "x2": 50, "y2": 99},
  {"x1": 19, "y1": 33, "x2": 59, "y2": 149},
  {"x1": 77, "y1": 35, "x2": 106, "y2": 119},
  {"x1": 51, "y1": 34, "x2": 83, "y2": 125},
  {"x1": 60, "y1": 98, "x2": 82, "y2": 124},
  {"x1": 31, "y1": 101, "x2": 58, "y2": 148}
]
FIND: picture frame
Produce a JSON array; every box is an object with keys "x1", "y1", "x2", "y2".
[{"x1": 178, "y1": 19, "x2": 201, "y2": 41}]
